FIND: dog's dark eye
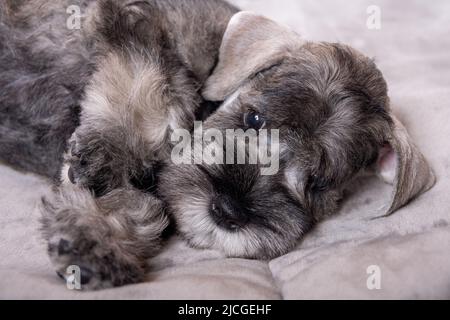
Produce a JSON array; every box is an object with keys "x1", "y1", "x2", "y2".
[{"x1": 245, "y1": 111, "x2": 266, "y2": 130}]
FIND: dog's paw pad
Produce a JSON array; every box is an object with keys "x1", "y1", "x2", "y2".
[
  {"x1": 48, "y1": 237, "x2": 70, "y2": 255},
  {"x1": 57, "y1": 238, "x2": 72, "y2": 255},
  {"x1": 56, "y1": 271, "x2": 65, "y2": 280},
  {"x1": 55, "y1": 266, "x2": 94, "y2": 286},
  {"x1": 79, "y1": 266, "x2": 94, "y2": 285},
  {"x1": 48, "y1": 237, "x2": 99, "y2": 288}
]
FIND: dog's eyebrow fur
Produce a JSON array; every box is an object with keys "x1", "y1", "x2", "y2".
[{"x1": 249, "y1": 61, "x2": 284, "y2": 80}]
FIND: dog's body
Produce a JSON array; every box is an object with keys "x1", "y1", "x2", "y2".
[
  {"x1": 0, "y1": 0, "x2": 238, "y2": 289},
  {"x1": 0, "y1": 0, "x2": 236, "y2": 179},
  {"x1": 0, "y1": 1, "x2": 435, "y2": 290},
  {"x1": 0, "y1": 0, "x2": 96, "y2": 178}
]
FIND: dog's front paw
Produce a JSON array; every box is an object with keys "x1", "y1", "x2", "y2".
[
  {"x1": 48, "y1": 236, "x2": 107, "y2": 289},
  {"x1": 40, "y1": 185, "x2": 168, "y2": 290},
  {"x1": 65, "y1": 132, "x2": 123, "y2": 197},
  {"x1": 41, "y1": 184, "x2": 169, "y2": 290},
  {"x1": 47, "y1": 234, "x2": 144, "y2": 290}
]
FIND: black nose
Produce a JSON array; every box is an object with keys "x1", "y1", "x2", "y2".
[{"x1": 210, "y1": 196, "x2": 249, "y2": 231}]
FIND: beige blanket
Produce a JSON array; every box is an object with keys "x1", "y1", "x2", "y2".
[{"x1": 1, "y1": 0, "x2": 449, "y2": 299}]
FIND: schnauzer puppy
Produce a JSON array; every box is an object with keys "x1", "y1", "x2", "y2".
[
  {"x1": 1, "y1": 1, "x2": 435, "y2": 290},
  {"x1": 0, "y1": 0, "x2": 237, "y2": 289},
  {"x1": 159, "y1": 12, "x2": 436, "y2": 259}
]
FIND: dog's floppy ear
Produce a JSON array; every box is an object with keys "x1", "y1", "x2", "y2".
[
  {"x1": 377, "y1": 115, "x2": 436, "y2": 215},
  {"x1": 203, "y1": 11, "x2": 302, "y2": 101}
]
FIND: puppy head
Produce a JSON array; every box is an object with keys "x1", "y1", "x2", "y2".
[{"x1": 160, "y1": 12, "x2": 435, "y2": 259}]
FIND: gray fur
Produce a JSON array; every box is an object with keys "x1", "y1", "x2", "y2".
[{"x1": 0, "y1": 0, "x2": 96, "y2": 178}]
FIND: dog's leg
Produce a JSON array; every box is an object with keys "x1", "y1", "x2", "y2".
[
  {"x1": 64, "y1": 0, "x2": 199, "y2": 196},
  {"x1": 40, "y1": 1, "x2": 199, "y2": 289},
  {"x1": 41, "y1": 112, "x2": 170, "y2": 289},
  {"x1": 41, "y1": 185, "x2": 169, "y2": 290},
  {"x1": 63, "y1": 124, "x2": 156, "y2": 198},
  {"x1": 41, "y1": 59, "x2": 175, "y2": 288}
]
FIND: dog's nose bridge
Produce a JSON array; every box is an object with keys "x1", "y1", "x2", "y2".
[{"x1": 219, "y1": 197, "x2": 235, "y2": 216}]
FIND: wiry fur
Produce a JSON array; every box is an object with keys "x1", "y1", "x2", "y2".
[{"x1": 0, "y1": 0, "x2": 97, "y2": 178}]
